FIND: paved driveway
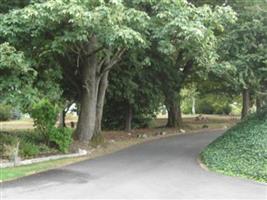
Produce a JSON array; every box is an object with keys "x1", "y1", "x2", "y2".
[{"x1": 2, "y1": 131, "x2": 266, "y2": 199}]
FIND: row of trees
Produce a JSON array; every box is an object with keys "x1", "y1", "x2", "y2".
[{"x1": 0, "y1": 0, "x2": 266, "y2": 143}]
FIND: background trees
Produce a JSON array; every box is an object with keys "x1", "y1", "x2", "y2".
[
  {"x1": 103, "y1": 50, "x2": 162, "y2": 131},
  {"x1": 0, "y1": 0, "x2": 265, "y2": 145},
  {"x1": 219, "y1": 2, "x2": 267, "y2": 118},
  {"x1": 192, "y1": 0, "x2": 267, "y2": 118},
  {"x1": 150, "y1": 0, "x2": 236, "y2": 127}
]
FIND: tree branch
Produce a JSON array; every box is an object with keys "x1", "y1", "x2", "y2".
[
  {"x1": 98, "y1": 48, "x2": 127, "y2": 78},
  {"x1": 97, "y1": 57, "x2": 108, "y2": 74},
  {"x1": 86, "y1": 46, "x2": 104, "y2": 57}
]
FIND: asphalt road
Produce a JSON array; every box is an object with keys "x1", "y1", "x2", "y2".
[{"x1": 1, "y1": 131, "x2": 267, "y2": 200}]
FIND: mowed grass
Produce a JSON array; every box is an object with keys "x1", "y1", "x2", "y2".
[
  {"x1": 0, "y1": 119, "x2": 34, "y2": 130},
  {"x1": 200, "y1": 112, "x2": 267, "y2": 183},
  {"x1": 1, "y1": 157, "x2": 87, "y2": 182},
  {"x1": 0, "y1": 114, "x2": 78, "y2": 130}
]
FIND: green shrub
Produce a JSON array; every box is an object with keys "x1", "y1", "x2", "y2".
[
  {"x1": 31, "y1": 99, "x2": 58, "y2": 142},
  {"x1": 39, "y1": 144, "x2": 55, "y2": 153},
  {"x1": 200, "y1": 111, "x2": 267, "y2": 182},
  {"x1": 49, "y1": 128, "x2": 73, "y2": 153},
  {"x1": 19, "y1": 141, "x2": 40, "y2": 158},
  {"x1": 215, "y1": 104, "x2": 232, "y2": 115},
  {"x1": 0, "y1": 133, "x2": 18, "y2": 159},
  {"x1": 0, "y1": 133, "x2": 18, "y2": 145},
  {"x1": 0, "y1": 104, "x2": 12, "y2": 121},
  {"x1": 257, "y1": 105, "x2": 267, "y2": 120},
  {"x1": 197, "y1": 102, "x2": 215, "y2": 114},
  {"x1": 0, "y1": 131, "x2": 62, "y2": 160},
  {"x1": 230, "y1": 102, "x2": 242, "y2": 115},
  {"x1": 19, "y1": 131, "x2": 44, "y2": 144},
  {"x1": 196, "y1": 95, "x2": 232, "y2": 115}
]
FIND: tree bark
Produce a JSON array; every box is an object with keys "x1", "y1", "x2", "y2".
[
  {"x1": 94, "y1": 71, "x2": 109, "y2": 136},
  {"x1": 75, "y1": 38, "x2": 126, "y2": 142},
  {"x1": 125, "y1": 102, "x2": 133, "y2": 132},
  {"x1": 165, "y1": 95, "x2": 183, "y2": 128},
  {"x1": 241, "y1": 88, "x2": 250, "y2": 119},
  {"x1": 75, "y1": 38, "x2": 98, "y2": 142}
]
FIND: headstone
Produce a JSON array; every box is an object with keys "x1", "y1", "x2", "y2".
[
  {"x1": 180, "y1": 129, "x2": 186, "y2": 133},
  {"x1": 160, "y1": 131, "x2": 166, "y2": 136},
  {"x1": 142, "y1": 134, "x2": 148, "y2": 139}
]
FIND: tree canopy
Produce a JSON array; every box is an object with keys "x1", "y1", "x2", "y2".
[{"x1": 0, "y1": 0, "x2": 265, "y2": 143}]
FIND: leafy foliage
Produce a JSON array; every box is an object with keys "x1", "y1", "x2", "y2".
[
  {"x1": 103, "y1": 50, "x2": 162, "y2": 130},
  {"x1": 0, "y1": 0, "x2": 31, "y2": 13},
  {"x1": 144, "y1": 0, "x2": 236, "y2": 127},
  {"x1": 19, "y1": 141, "x2": 40, "y2": 158},
  {"x1": 152, "y1": 1, "x2": 236, "y2": 68},
  {"x1": 31, "y1": 99, "x2": 58, "y2": 141},
  {"x1": 0, "y1": 131, "x2": 56, "y2": 159},
  {"x1": 30, "y1": 99, "x2": 73, "y2": 152},
  {"x1": 214, "y1": 0, "x2": 267, "y2": 106},
  {"x1": 201, "y1": 111, "x2": 267, "y2": 182},
  {"x1": 0, "y1": 104, "x2": 12, "y2": 121},
  {"x1": 195, "y1": 95, "x2": 232, "y2": 115},
  {"x1": 49, "y1": 128, "x2": 73, "y2": 153},
  {"x1": 0, "y1": 43, "x2": 36, "y2": 108}
]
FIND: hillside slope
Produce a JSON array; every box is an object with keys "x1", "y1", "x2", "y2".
[{"x1": 200, "y1": 110, "x2": 267, "y2": 182}]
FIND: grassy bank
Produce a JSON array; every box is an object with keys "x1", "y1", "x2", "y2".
[
  {"x1": 1, "y1": 157, "x2": 87, "y2": 182},
  {"x1": 200, "y1": 111, "x2": 267, "y2": 183}
]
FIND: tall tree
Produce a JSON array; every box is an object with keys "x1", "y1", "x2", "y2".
[
  {"x1": 150, "y1": 0, "x2": 236, "y2": 127},
  {"x1": 216, "y1": 0, "x2": 267, "y2": 118},
  {"x1": 0, "y1": 0, "x2": 149, "y2": 142}
]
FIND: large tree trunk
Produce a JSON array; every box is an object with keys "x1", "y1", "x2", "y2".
[
  {"x1": 241, "y1": 88, "x2": 250, "y2": 119},
  {"x1": 94, "y1": 71, "x2": 109, "y2": 136},
  {"x1": 75, "y1": 38, "x2": 125, "y2": 143},
  {"x1": 165, "y1": 94, "x2": 183, "y2": 128},
  {"x1": 125, "y1": 102, "x2": 133, "y2": 132},
  {"x1": 75, "y1": 39, "x2": 98, "y2": 142}
]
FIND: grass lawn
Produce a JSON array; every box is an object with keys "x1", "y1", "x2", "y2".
[
  {"x1": 200, "y1": 111, "x2": 267, "y2": 183},
  {"x1": 1, "y1": 114, "x2": 239, "y2": 131},
  {"x1": 0, "y1": 156, "x2": 87, "y2": 182}
]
